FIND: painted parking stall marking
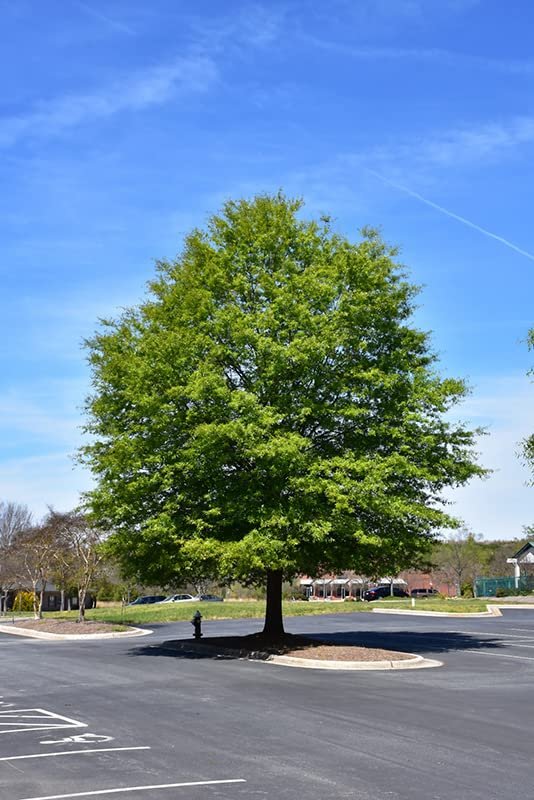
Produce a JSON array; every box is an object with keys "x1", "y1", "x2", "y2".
[
  {"x1": 0, "y1": 746, "x2": 150, "y2": 762},
  {"x1": 0, "y1": 708, "x2": 86, "y2": 735},
  {"x1": 40, "y1": 733, "x2": 114, "y2": 744},
  {"x1": 17, "y1": 778, "x2": 247, "y2": 800},
  {"x1": 0, "y1": 695, "x2": 247, "y2": 800}
]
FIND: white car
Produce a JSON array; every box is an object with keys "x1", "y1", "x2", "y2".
[{"x1": 158, "y1": 594, "x2": 196, "y2": 603}]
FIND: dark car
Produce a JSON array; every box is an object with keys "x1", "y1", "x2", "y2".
[
  {"x1": 198, "y1": 594, "x2": 224, "y2": 602},
  {"x1": 363, "y1": 585, "x2": 409, "y2": 601},
  {"x1": 410, "y1": 588, "x2": 439, "y2": 598},
  {"x1": 127, "y1": 595, "x2": 166, "y2": 606}
]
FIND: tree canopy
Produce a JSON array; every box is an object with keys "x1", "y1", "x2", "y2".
[{"x1": 81, "y1": 194, "x2": 484, "y2": 634}]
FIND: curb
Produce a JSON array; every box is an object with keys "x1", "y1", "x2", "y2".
[
  {"x1": 372, "y1": 603, "x2": 534, "y2": 618},
  {"x1": 0, "y1": 624, "x2": 152, "y2": 641},
  {"x1": 266, "y1": 653, "x2": 442, "y2": 670},
  {"x1": 170, "y1": 641, "x2": 442, "y2": 670},
  {"x1": 371, "y1": 606, "x2": 503, "y2": 618}
]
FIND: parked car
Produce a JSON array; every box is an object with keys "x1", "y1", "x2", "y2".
[
  {"x1": 127, "y1": 595, "x2": 166, "y2": 606},
  {"x1": 410, "y1": 588, "x2": 439, "y2": 598},
  {"x1": 363, "y1": 585, "x2": 409, "y2": 601},
  {"x1": 197, "y1": 594, "x2": 224, "y2": 602},
  {"x1": 158, "y1": 594, "x2": 196, "y2": 603}
]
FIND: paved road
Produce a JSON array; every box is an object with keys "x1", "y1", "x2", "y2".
[{"x1": 1, "y1": 608, "x2": 533, "y2": 800}]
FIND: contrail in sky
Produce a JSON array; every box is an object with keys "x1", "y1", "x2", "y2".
[{"x1": 366, "y1": 168, "x2": 534, "y2": 263}]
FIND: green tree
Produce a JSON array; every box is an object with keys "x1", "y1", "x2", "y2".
[
  {"x1": 81, "y1": 194, "x2": 484, "y2": 637},
  {"x1": 433, "y1": 530, "x2": 490, "y2": 596}
]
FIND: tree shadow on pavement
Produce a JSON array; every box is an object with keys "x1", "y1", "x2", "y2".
[
  {"x1": 298, "y1": 629, "x2": 504, "y2": 655},
  {"x1": 127, "y1": 628, "x2": 505, "y2": 660}
]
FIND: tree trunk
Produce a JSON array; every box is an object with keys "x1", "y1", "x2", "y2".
[
  {"x1": 78, "y1": 588, "x2": 86, "y2": 622},
  {"x1": 60, "y1": 588, "x2": 65, "y2": 612},
  {"x1": 39, "y1": 587, "x2": 45, "y2": 620},
  {"x1": 262, "y1": 570, "x2": 284, "y2": 638},
  {"x1": 32, "y1": 582, "x2": 39, "y2": 619}
]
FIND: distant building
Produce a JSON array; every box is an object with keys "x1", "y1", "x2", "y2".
[
  {"x1": 299, "y1": 573, "x2": 407, "y2": 600},
  {"x1": 1, "y1": 582, "x2": 95, "y2": 613}
]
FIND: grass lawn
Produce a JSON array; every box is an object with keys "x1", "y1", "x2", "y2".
[
  {"x1": 40, "y1": 596, "x2": 506, "y2": 625},
  {"x1": 372, "y1": 598, "x2": 491, "y2": 613}
]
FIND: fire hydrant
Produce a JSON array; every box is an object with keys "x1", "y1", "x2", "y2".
[{"x1": 191, "y1": 610, "x2": 202, "y2": 640}]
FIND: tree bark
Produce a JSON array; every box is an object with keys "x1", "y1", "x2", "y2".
[
  {"x1": 32, "y1": 581, "x2": 39, "y2": 619},
  {"x1": 262, "y1": 570, "x2": 284, "y2": 638},
  {"x1": 78, "y1": 587, "x2": 86, "y2": 622}
]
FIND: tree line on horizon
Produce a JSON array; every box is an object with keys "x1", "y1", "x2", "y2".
[{"x1": 0, "y1": 501, "x2": 104, "y2": 621}]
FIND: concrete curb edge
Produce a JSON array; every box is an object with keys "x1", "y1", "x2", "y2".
[
  {"x1": 170, "y1": 640, "x2": 442, "y2": 670},
  {"x1": 266, "y1": 653, "x2": 443, "y2": 670},
  {"x1": 372, "y1": 602, "x2": 534, "y2": 618},
  {"x1": 0, "y1": 623, "x2": 153, "y2": 641},
  {"x1": 372, "y1": 605, "x2": 503, "y2": 618}
]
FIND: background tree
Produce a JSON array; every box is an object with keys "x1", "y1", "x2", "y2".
[
  {"x1": 0, "y1": 501, "x2": 32, "y2": 549},
  {"x1": 433, "y1": 530, "x2": 490, "y2": 596},
  {"x1": 0, "y1": 501, "x2": 32, "y2": 613},
  {"x1": 81, "y1": 194, "x2": 485, "y2": 637},
  {"x1": 45, "y1": 510, "x2": 105, "y2": 622},
  {"x1": 14, "y1": 523, "x2": 59, "y2": 619}
]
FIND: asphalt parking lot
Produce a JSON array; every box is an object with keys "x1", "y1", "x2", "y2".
[{"x1": 1, "y1": 608, "x2": 533, "y2": 800}]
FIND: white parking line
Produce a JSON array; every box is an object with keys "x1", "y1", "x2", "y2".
[
  {"x1": 18, "y1": 778, "x2": 247, "y2": 800},
  {"x1": 0, "y1": 708, "x2": 86, "y2": 735},
  {"x1": 0, "y1": 746, "x2": 150, "y2": 762},
  {"x1": 465, "y1": 650, "x2": 534, "y2": 661},
  {"x1": 448, "y1": 629, "x2": 534, "y2": 640}
]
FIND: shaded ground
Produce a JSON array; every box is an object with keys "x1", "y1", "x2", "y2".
[
  {"x1": 10, "y1": 619, "x2": 127, "y2": 634},
  {"x1": 132, "y1": 623, "x2": 505, "y2": 662},
  {"x1": 168, "y1": 632, "x2": 414, "y2": 661}
]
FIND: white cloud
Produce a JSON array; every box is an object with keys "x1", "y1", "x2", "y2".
[
  {"x1": 446, "y1": 374, "x2": 534, "y2": 539},
  {"x1": 0, "y1": 452, "x2": 92, "y2": 520},
  {"x1": 303, "y1": 35, "x2": 534, "y2": 75},
  {"x1": 73, "y1": 0, "x2": 136, "y2": 36},
  {"x1": 0, "y1": 54, "x2": 218, "y2": 147},
  {"x1": 352, "y1": 117, "x2": 534, "y2": 178},
  {"x1": 320, "y1": 0, "x2": 480, "y2": 29},
  {"x1": 0, "y1": 378, "x2": 87, "y2": 447}
]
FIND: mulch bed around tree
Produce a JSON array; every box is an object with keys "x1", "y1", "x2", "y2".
[
  {"x1": 11, "y1": 620, "x2": 127, "y2": 635},
  {"x1": 176, "y1": 632, "x2": 413, "y2": 661}
]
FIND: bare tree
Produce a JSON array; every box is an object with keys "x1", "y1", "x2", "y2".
[
  {"x1": 0, "y1": 501, "x2": 32, "y2": 548},
  {"x1": 14, "y1": 524, "x2": 59, "y2": 619},
  {"x1": 433, "y1": 530, "x2": 489, "y2": 596},
  {"x1": 0, "y1": 501, "x2": 33, "y2": 613},
  {"x1": 46, "y1": 511, "x2": 106, "y2": 622}
]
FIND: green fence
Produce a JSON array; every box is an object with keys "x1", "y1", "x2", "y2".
[{"x1": 475, "y1": 576, "x2": 534, "y2": 597}]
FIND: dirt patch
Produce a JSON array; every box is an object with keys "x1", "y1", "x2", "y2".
[
  {"x1": 177, "y1": 633, "x2": 413, "y2": 661},
  {"x1": 12, "y1": 619, "x2": 127, "y2": 635}
]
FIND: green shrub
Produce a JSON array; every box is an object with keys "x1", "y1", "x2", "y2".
[
  {"x1": 13, "y1": 591, "x2": 34, "y2": 611},
  {"x1": 461, "y1": 583, "x2": 474, "y2": 598},
  {"x1": 495, "y1": 588, "x2": 507, "y2": 598}
]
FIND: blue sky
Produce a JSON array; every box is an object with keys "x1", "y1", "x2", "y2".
[{"x1": 1, "y1": 0, "x2": 532, "y2": 539}]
